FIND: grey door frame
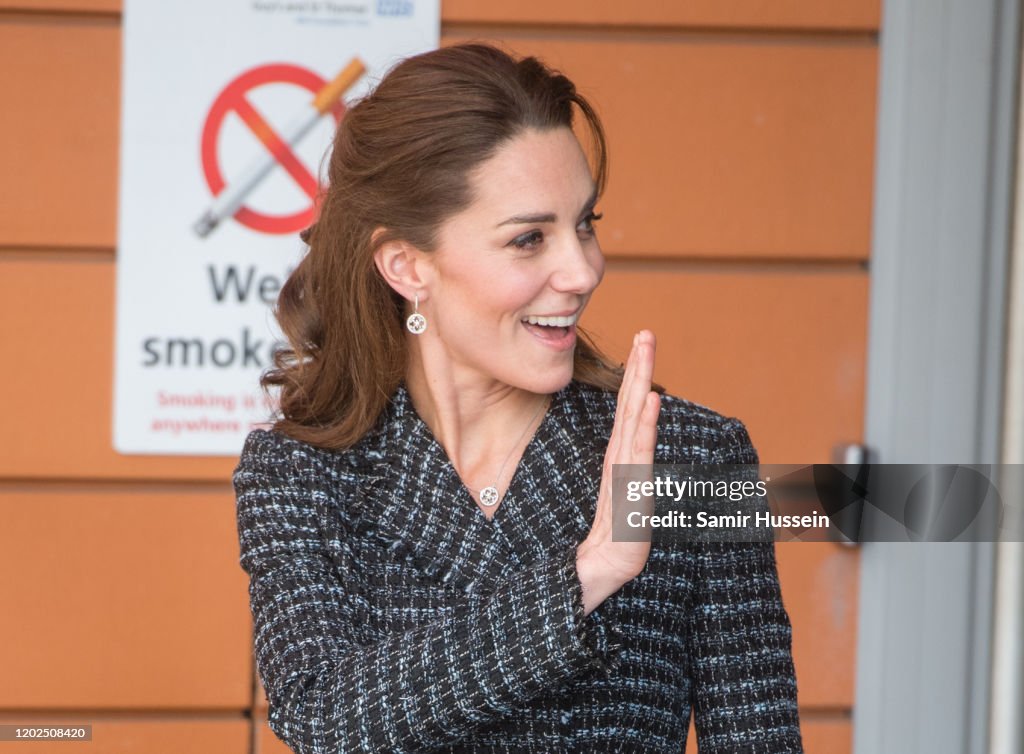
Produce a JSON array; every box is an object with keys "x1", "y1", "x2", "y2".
[{"x1": 855, "y1": 1, "x2": 1020, "y2": 752}]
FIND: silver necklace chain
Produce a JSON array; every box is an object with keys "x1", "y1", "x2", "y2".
[{"x1": 465, "y1": 394, "x2": 550, "y2": 507}]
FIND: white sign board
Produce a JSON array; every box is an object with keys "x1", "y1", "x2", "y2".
[{"x1": 114, "y1": 0, "x2": 439, "y2": 454}]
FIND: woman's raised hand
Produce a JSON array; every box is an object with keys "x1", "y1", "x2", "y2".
[{"x1": 576, "y1": 330, "x2": 661, "y2": 616}]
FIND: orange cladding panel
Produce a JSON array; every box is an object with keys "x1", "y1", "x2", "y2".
[
  {"x1": 0, "y1": 717, "x2": 249, "y2": 754},
  {"x1": 444, "y1": 0, "x2": 879, "y2": 30},
  {"x1": 0, "y1": 1, "x2": 120, "y2": 11},
  {"x1": 585, "y1": 266, "x2": 868, "y2": 464},
  {"x1": 0, "y1": 487, "x2": 251, "y2": 708},
  {"x1": 800, "y1": 718, "x2": 854, "y2": 753},
  {"x1": 776, "y1": 542, "x2": 859, "y2": 707},
  {"x1": 0, "y1": 19, "x2": 120, "y2": 249}
]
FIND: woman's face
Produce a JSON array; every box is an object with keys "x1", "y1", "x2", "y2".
[{"x1": 418, "y1": 126, "x2": 605, "y2": 395}]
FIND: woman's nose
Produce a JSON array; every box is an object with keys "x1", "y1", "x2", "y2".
[{"x1": 550, "y1": 236, "x2": 604, "y2": 294}]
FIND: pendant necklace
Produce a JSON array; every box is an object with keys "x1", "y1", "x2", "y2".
[{"x1": 466, "y1": 394, "x2": 549, "y2": 507}]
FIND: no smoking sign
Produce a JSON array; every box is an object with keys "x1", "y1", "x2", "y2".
[{"x1": 195, "y1": 60, "x2": 364, "y2": 238}]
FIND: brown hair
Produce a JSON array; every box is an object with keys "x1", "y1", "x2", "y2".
[{"x1": 263, "y1": 43, "x2": 639, "y2": 450}]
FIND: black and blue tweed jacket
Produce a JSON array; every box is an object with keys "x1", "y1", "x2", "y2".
[{"x1": 233, "y1": 379, "x2": 804, "y2": 753}]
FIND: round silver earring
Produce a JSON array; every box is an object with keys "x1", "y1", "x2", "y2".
[{"x1": 406, "y1": 292, "x2": 427, "y2": 334}]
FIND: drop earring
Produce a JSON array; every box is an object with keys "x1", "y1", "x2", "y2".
[{"x1": 406, "y1": 292, "x2": 427, "y2": 334}]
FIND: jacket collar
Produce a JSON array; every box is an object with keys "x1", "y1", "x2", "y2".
[{"x1": 345, "y1": 380, "x2": 605, "y2": 595}]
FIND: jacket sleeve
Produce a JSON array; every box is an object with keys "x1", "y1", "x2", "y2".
[
  {"x1": 233, "y1": 429, "x2": 620, "y2": 754},
  {"x1": 685, "y1": 418, "x2": 805, "y2": 753}
]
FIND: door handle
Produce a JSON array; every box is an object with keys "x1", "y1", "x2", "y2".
[{"x1": 825, "y1": 443, "x2": 876, "y2": 547}]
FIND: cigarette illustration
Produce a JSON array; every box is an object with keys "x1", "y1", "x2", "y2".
[{"x1": 193, "y1": 57, "x2": 366, "y2": 238}]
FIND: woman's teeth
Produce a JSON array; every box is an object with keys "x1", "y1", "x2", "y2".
[
  {"x1": 521, "y1": 313, "x2": 578, "y2": 349},
  {"x1": 521, "y1": 314, "x2": 577, "y2": 327}
]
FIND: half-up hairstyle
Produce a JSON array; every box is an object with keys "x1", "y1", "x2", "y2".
[{"x1": 264, "y1": 43, "x2": 635, "y2": 450}]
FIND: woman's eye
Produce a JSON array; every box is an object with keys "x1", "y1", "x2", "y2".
[
  {"x1": 510, "y1": 230, "x2": 544, "y2": 250},
  {"x1": 577, "y1": 211, "x2": 603, "y2": 236}
]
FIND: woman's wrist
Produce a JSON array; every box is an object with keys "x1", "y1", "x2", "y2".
[{"x1": 575, "y1": 545, "x2": 627, "y2": 616}]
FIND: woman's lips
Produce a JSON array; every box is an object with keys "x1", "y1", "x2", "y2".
[{"x1": 522, "y1": 321, "x2": 577, "y2": 351}]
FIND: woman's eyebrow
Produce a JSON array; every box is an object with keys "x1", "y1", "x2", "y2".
[
  {"x1": 497, "y1": 212, "x2": 556, "y2": 227},
  {"x1": 495, "y1": 186, "x2": 599, "y2": 228},
  {"x1": 577, "y1": 187, "x2": 599, "y2": 217}
]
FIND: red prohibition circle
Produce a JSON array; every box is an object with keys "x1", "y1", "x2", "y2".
[{"x1": 200, "y1": 63, "x2": 345, "y2": 235}]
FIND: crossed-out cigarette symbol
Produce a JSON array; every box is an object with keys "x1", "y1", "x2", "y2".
[{"x1": 193, "y1": 58, "x2": 365, "y2": 238}]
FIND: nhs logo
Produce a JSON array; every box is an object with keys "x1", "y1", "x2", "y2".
[{"x1": 377, "y1": 0, "x2": 413, "y2": 15}]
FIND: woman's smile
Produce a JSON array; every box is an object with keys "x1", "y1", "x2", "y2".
[{"x1": 520, "y1": 309, "x2": 581, "y2": 351}]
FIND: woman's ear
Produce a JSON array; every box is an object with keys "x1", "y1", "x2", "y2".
[{"x1": 372, "y1": 228, "x2": 431, "y2": 302}]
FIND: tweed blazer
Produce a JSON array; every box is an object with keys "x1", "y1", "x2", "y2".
[{"x1": 233, "y1": 379, "x2": 804, "y2": 753}]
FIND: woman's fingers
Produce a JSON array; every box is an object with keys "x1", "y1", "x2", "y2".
[
  {"x1": 630, "y1": 391, "x2": 661, "y2": 531},
  {"x1": 635, "y1": 391, "x2": 660, "y2": 458},
  {"x1": 618, "y1": 331, "x2": 656, "y2": 463},
  {"x1": 601, "y1": 331, "x2": 658, "y2": 520},
  {"x1": 637, "y1": 332, "x2": 658, "y2": 453},
  {"x1": 608, "y1": 333, "x2": 642, "y2": 462},
  {"x1": 615, "y1": 335, "x2": 639, "y2": 422},
  {"x1": 610, "y1": 332, "x2": 653, "y2": 459},
  {"x1": 597, "y1": 338, "x2": 636, "y2": 521}
]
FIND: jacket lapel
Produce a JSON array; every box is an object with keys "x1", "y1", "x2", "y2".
[
  {"x1": 348, "y1": 384, "x2": 517, "y2": 594},
  {"x1": 346, "y1": 382, "x2": 609, "y2": 595},
  {"x1": 488, "y1": 392, "x2": 605, "y2": 568}
]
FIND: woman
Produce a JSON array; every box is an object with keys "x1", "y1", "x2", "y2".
[{"x1": 233, "y1": 43, "x2": 803, "y2": 753}]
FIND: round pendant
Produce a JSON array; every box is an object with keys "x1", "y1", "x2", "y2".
[
  {"x1": 406, "y1": 312, "x2": 427, "y2": 334},
  {"x1": 479, "y1": 486, "x2": 500, "y2": 507}
]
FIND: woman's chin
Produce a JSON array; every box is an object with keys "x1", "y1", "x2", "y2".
[{"x1": 519, "y1": 361, "x2": 575, "y2": 395}]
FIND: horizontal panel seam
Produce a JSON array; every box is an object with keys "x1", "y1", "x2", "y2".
[
  {"x1": 0, "y1": 248, "x2": 871, "y2": 271},
  {"x1": 0, "y1": 9, "x2": 879, "y2": 42},
  {"x1": 0, "y1": 479, "x2": 235, "y2": 492},
  {"x1": 0, "y1": 708, "x2": 253, "y2": 717},
  {"x1": 444, "y1": 22, "x2": 879, "y2": 46}
]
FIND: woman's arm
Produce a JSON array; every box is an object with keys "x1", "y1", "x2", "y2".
[
  {"x1": 234, "y1": 430, "x2": 621, "y2": 754},
  {"x1": 685, "y1": 418, "x2": 804, "y2": 753}
]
